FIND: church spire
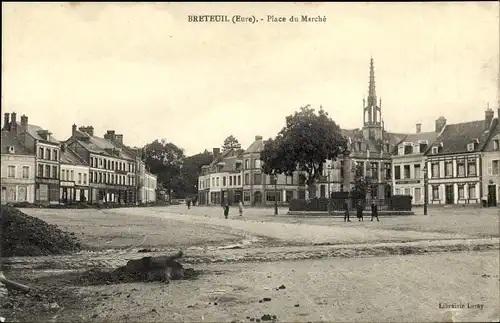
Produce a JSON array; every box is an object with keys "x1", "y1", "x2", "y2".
[{"x1": 367, "y1": 57, "x2": 377, "y2": 107}]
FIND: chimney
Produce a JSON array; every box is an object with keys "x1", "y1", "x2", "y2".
[
  {"x1": 115, "y1": 134, "x2": 123, "y2": 144},
  {"x1": 10, "y1": 112, "x2": 17, "y2": 132},
  {"x1": 213, "y1": 147, "x2": 220, "y2": 157},
  {"x1": 20, "y1": 115, "x2": 28, "y2": 132},
  {"x1": 72, "y1": 124, "x2": 77, "y2": 137},
  {"x1": 435, "y1": 116, "x2": 446, "y2": 133},
  {"x1": 3, "y1": 113, "x2": 9, "y2": 131},
  {"x1": 61, "y1": 143, "x2": 66, "y2": 152},
  {"x1": 78, "y1": 126, "x2": 94, "y2": 136},
  {"x1": 255, "y1": 135, "x2": 263, "y2": 141},
  {"x1": 485, "y1": 108, "x2": 494, "y2": 130},
  {"x1": 416, "y1": 123, "x2": 422, "y2": 134}
]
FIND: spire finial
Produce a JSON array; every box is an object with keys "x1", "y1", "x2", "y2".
[{"x1": 367, "y1": 58, "x2": 377, "y2": 107}]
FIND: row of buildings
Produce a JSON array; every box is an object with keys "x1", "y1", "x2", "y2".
[
  {"x1": 1, "y1": 113, "x2": 157, "y2": 205},
  {"x1": 197, "y1": 58, "x2": 500, "y2": 207}
]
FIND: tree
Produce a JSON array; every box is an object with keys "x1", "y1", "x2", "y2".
[
  {"x1": 143, "y1": 139, "x2": 185, "y2": 195},
  {"x1": 180, "y1": 150, "x2": 214, "y2": 197},
  {"x1": 350, "y1": 162, "x2": 372, "y2": 202},
  {"x1": 260, "y1": 105, "x2": 348, "y2": 199},
  {"x1": 222, "y1": 135, "x2": 242, "y2": 151}
]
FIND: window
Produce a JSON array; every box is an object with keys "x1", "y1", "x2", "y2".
[
  {"x1": 445, "y1": 161, "x2": 453, "y2": 177},
  {"x1": 432, "y1": 186, "x2": 439, "y2": 200},
  {"x1": 270, "y1": 176, "x2": 277, "y2": 185},
  {"x1": 404, "y1": 188, "x2": 411, "y2": 196},
  {"x1": 245, "y1": 160, "x2": 249, "y2": 169},
  {"x1": 458, "y1": 185, "x2": 465, "y2": 199},
  {"x1": 18, "y1": 185, "x2": 27, "y2": 202},
  {"x1": 371, "y1": 163, "x2": 378, "y2": 179},
  {"x1": 457, "y1": 160, "x2": 465, "y2": 176},
  {"x1": 491, "y1": 160, "x2": 499, "y2": 175},
  {"x1": 53, "y1": 150, "x2": 58, "y2": 161},
  {"x1": 70, "y1": 170, "x2": 74, "y2": 181},
  {"x1": 286, "y1": 190, "x2": 294, "y2": 202},
  {"x1": 216, "y1": 177, "x2": 219, "y2": 186},
  {"x1": 265, "y1": 191, "x2": 281, "y2": 202},
  {"x1": 8, "y1": 166, "x2": 15, "y2": 178},
  {"x1": 394, "y1": 166, "x2": 401, "y2": 180},
  {"x1": 419, "y1": 143, "x2": 428, "y2": 153},
  {"x1": 47, "y1": 149, "x2": 51, "y2": 160},
  {"x1": 286, "y1": 175, "x2": 294, "y2": 185},
  {"x1": 99, "y1": 172, "x2": 102, "y2": 183},
  {"x1": 52, "y1": 166, "x2": 58, "y2": 179},
  {"x1": 403, "y1": 165, "x2": 410, "y2": 179},
  {"x1": 385, "y1": 163, "x2": 392, "y2": 179},
  {"x1": 45, "y1": 165, "x2": 50, "y2": 178},
  {"x1": 253, "y1": 173, "x2": 262, "y2": 185},
  {"x1": 243, "y1": 191, "x2": 251, "y2": 202},
  {"x1": 468, "y1": 184, "x2": 476, "y2": 199},
  {"x1": 212, "y1": 178, "x2": 215, "y2": 187},
  {"x1": 414, "y1": 188, "x2": 421, "y2": 203},
  {"x1": 254, "y1": 159, "x2": 261, "y2": 169},
  {"x1": 395, "y1": 188, "x2": 401, "y2": 195},
  {"x1": 244, "y1": 174, "x2": 249, "y2": 185},
  {"x1": 467, "y1": 160, "x2": 477, "y2": 176},
  {"x1": 229, "y1": 176, "x2": 232, "y2": 186},
  {"x1": 431, "y1": 163, "x2": 439, "y2": 178},
  {"x1": 38, "y1": 165, "x2": 43, "y2": 177},
  {"x1": 404, "y1": 145, "x2": 413, "y2": 155},
  {"x1": 414, "y1": 164, "x2": 421, "y2": 179},
  {"x1": 493, "y1": 139, "x2": 499, "y2": 151},
  {"x1": 78, "y1": 173, "x2": 82, "y2": 184},
  {"x1": 38, "y1": 147, "x2": 44, "y2": 159},
  {"x1": 238, "y1": 175, "x2": 241, "y2": 186},
  {"x1": 431, "y1": 147, "x2": 438, "y2": 154},
  {"x1": 467, "y1": 143, "x2": 474, "y2": 151},
  {"x1": 222, "y1": 176, "x2": 226, "y2": 186}
]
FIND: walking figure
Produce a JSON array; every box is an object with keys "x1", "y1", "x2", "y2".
[
  {"x1": 370, "y1": 202, "x2": 379, "y2": 222},
  {"x1": 223, "y1": 203, "x2": 230, "y2": 219},
  {"x1": 344, "y1": 201, "x2": 351, "y2": 222},
  {"x1": 186, "y1": 198, "x2": 191, "y2": 210},
  {"x1": 356, "y1": 201, "x2": 364, "y2": 222},
  {"x1": 238, "y1": 201, "x2": 243, "y2": 216}
]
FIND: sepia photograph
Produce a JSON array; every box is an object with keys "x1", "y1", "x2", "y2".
[{"x1": 1, "y1": 2, "x2": 499, "y2": 322}]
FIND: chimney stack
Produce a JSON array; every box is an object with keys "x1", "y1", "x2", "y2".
[
  {"x1": 3, "y1": 113, "x2": 9, "y2": 131},
  {"x1": 213, "y1": 148, "x2": 220, "y2": 158},
  {"x1": 72, "y1": 124, "x2": 77, "y2": 137},
  {"x1": 435, "y1": 116, "x2": 446, "y2": 133},
  {"x1": 416, "y1": 123, "x2": 422, "y2": 134},
  {"x1": 10, "y1": 112, "x2": 17, "y2": 132},
  {"x1": 78, "y1": 126, "x2": 94, "y2": 136},
  {"x1": 485, "y1": 108, "x2": 494, "y2": 130},
  {"x1": 115, "y1": 134, "x2": 123, "y2": 144},
  {"x1": 20, "y1": 115, "x2": 28, "y2": 132},
  {"x1": 255, "y1": 135, "x2": 263, "y2": 141}
]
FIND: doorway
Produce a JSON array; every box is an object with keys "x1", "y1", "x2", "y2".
[
  {"x1": 487, "y1": 185, "x2": 497, "y2": 207},
  {"x1": 445, "y1": 185, "x2": 454, "y2": 204}
]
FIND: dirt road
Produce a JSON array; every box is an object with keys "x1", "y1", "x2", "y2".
[{"x1": 2, "y1": 206, "x2": 499, "y2": 322}]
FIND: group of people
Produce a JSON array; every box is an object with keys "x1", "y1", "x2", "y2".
[
  {"x1": 222, "y1": 201, "x2": 244, "y2": 219},
  {"x1": 344, "y1": 201, "x2": 379, "y2": 222}
]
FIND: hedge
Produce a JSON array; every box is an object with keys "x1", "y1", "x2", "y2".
[
  {"x1": 387, "y1": 195, "x2": 413, "y2": 211},
  {"x1": 289, "y1": 194, "x2": 413, "y2": 212}
]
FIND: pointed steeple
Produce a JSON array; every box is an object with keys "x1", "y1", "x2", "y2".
[{"x1": 367, "y1": 57, "x2": 377, "y2": 107}]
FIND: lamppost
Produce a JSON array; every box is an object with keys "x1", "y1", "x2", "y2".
[
  {"x1": 423, "y1": 165, "x2": 428, "y2": 216},
  {"x1": 273, "y1": 174, "x2": 278, "y2": 216},
  {"x1": 327, "y1": 164, "x2": 332, "y2": 216}
]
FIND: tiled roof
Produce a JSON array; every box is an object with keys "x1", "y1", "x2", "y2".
[
  {"x1": 244, "y1": 138, "x2": 266, "y2": 154},
  {"x1": 342, "y1": 128, "x2": 407, "y2": 158},
  {"x1": 72, "y1": 130, "x2": 135, "y2": 160},
  {"x1": 401, "y1": 131, "x2": 438, "y2": 144},
  {"x1": 18, "y1": 123, "x2": 60, "y2": 144},
  {"x1": 0, "y1": 130, "x2": 32, "y2": 156},
  {"x1": 220, "y1": 156, "x2": 241, "y2": 172},
  {"x1": 425, "y1": 119, "x2": 493, "y2": 155},
  {"x1": 60, "y1": 146, "x2": 88, "y2": 166}
]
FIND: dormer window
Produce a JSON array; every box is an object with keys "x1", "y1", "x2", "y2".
[
  {"x1": 493, "y1": 138, "x2": 499, "y2": 151},
  {"x1": 7, "y1": 146, "x2": 15, "y2": 154},
  {"x1": 404, "y1": 143, "x2": 413, "y2": 155},
  {"x1": 357, "y1": 142, "x2": 362, "y2": 151},
  {"x1": 432, "y1": 147, "x2": 438, "y2": 154},
  {"x1": 467, "y1": 143, "x2": 475, "y2": 152}
]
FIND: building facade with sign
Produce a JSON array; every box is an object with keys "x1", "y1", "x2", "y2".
[
  {"x1": 480, "y1": 108, "x2": 499, "y2": 207},
  {"x1": 0, "y1": 124, "x2": 36, "y2": 204},
  {"x1": 391, "y1": 123, "x2": 439, "y2": 205},
  {"x1": 59, "y1": 144, "x2": 90, "y2": 203},
  {"x1": 424, "y1": 110, "x2": 498, "y2": 205}
]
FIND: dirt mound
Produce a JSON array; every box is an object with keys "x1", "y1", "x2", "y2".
[{"x1": 0, "y1": 206, "x2": 81, "y2": 257}]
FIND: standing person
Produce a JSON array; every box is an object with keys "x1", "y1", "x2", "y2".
[
  {"x1": 187, "y1": 198, "x2": 191, "y2": 210},
  {"x1": 344, "y1": 201, "x2": 351, "y2": 222},
  {"x1": 238, "y1": 201, "x2": 243, "y2": 216},
  {"x1": 356, "y1": 201, "x2": 364, "y2": 222},
  {"x1": 223, "y1": 203, "x2": 230, "y2": 219},
  {"x1": 371, "y1": 202, "x2": 379, "y2": 222}
]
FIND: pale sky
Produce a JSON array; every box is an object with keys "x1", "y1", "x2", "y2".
[{"x1": 2, "y1": 2, "x2": 499, "y2": 156}]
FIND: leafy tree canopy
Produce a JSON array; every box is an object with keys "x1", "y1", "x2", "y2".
[
  {"x1": 143, "y1": 139, "x2": 185, "y2": 192},
  {"x1": 260, "y1": 105, "x2": 348, "y2": 186},
  {"x1": 222, "y1": 135, "x2": 242, "y2": 151}
]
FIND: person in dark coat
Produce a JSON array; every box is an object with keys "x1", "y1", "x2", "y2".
[
  {"x1": 371, "y1": 202, "x2": 379, "y2": 222},
  {"x1": 223, "y1": 203, "x2": 229, "y2": 219},
  {"x1": 356, "y1": 201, "x2": 364, "y2": 222},
  {"x1": 187, "y1": 198, "x2": 191, "y2": 209},
  {"x1": 344, "y1": 201, "x2": 351, "y2": 222}
]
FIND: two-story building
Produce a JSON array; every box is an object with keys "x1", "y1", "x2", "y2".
[
  {"x1": 391, "y1": 122, "x2": 439, "y2": 205},
  {"x1": 1, "y1": 116, "x2": 36, "y2": 204},
  {"x1": 59, "y1": 144, "x2": 90, "y2": 203},
  {"x1": 481, "y1": 107, "x2": 500, "y2": 207},
  {"x1": 424, "y1": 110, "x2": 498, "y2": 205},
  {"x1": 66, "y1": 125, "x2": 137, "y2": 204},
  {"x1": 9, "y1": 113, "x2": 61, "y2": 204}
]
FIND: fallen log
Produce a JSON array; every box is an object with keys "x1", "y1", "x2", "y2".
[{"x1": 0, "y1": 277, "x2": 31, "y2": 293}]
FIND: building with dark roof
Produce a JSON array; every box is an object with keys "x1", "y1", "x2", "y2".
[
  {"x1": 1, "y1": 120, "x2": 36, "y2": 204},
  {"x1": 65, "y1": 125, "x2": 138, "y2": 204},
  {"x1": 424, "y1": 108, "x2": 499, "y2": 205},
  {"x1": 480, "y1": 107, "x2": 500, "y2": 207},
  {"x1": 4, "y1": 112, "x2": 61, "y2": 204},
  {"x1": 391, "y1": 122, "x2": 440, "y2": 205},
  {"x1": 59, "y1": 143, "x2": 90, "y2": 203}
]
